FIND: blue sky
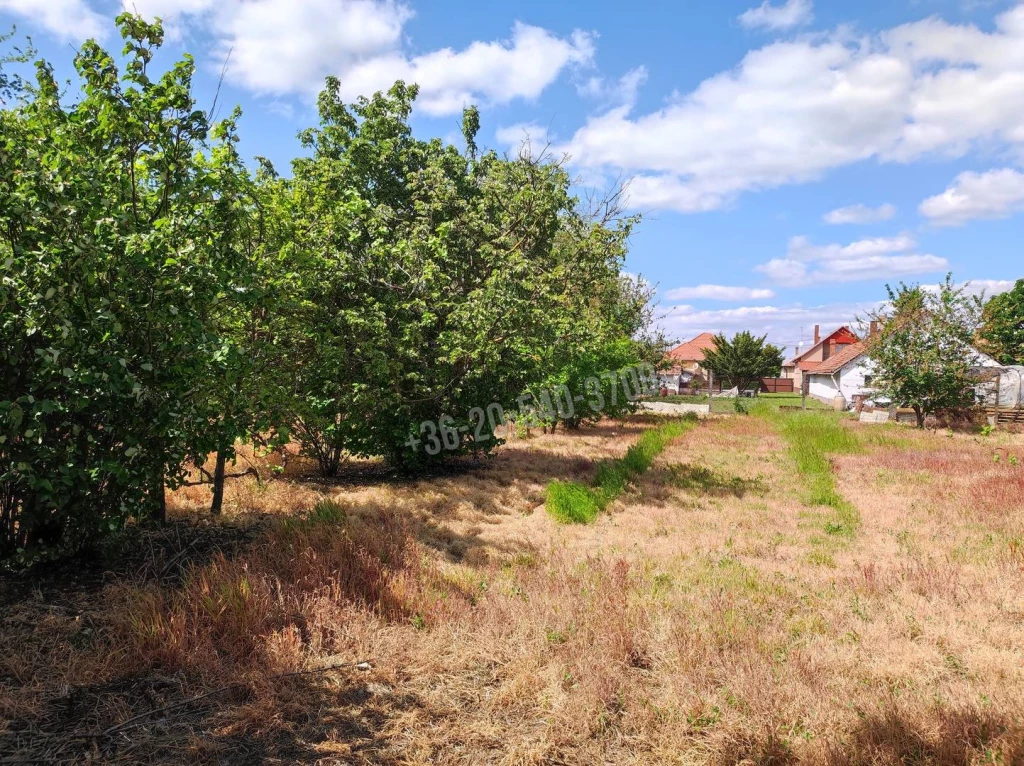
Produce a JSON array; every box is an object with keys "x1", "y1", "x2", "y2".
[{"x1": 2, "y1": 0, "x2": 1022, "y2": 355}]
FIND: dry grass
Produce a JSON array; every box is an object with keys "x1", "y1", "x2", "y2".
[{"x1": 2, "y1": 415, "x2": 1023, "y2": 763}]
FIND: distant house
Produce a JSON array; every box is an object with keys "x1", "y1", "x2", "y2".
[
  {"x1": 659, "y1": 332, "x2": 718, "y2": 392},
  {"x1": 666, "y1": 332, "x2": 718, "y2": 374},
  {"x1": 805, "y1": 341, "x2": 873, "y2": 406},
  {"x1": 806, "y1": 338, "x2": 1002, "y2": 409},
  {"x1": 781, "y1": 325, "x2": 860, "y2": 390}
]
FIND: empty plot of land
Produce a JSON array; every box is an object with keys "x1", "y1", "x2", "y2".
[{"x1": 1, "y1": 414, "x2": 1022, "y2": 764}]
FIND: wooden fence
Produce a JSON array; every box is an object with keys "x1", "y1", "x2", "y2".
[
  {"x1": 760, "y1": 378, "x2": 795, "y2": 393},
  {"x1": 986, "y1": 407, "x2": 1024, "y2": 425}
]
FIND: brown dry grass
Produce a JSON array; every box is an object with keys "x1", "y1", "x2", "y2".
[{"x1": 2, "y1": 415, "x2": 1023, "y2": 764}]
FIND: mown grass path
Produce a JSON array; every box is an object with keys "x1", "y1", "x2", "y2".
[{"x1": 754, "y1": 404, "x2": 861, "y2": 537}]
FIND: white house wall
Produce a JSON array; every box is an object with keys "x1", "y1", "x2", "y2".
[
  {"x1": 808, "y1": 375, "x2": 839, "y2": 402},
  {"x1": 808, "y1": 356, "x2": 877, "y2": 405}
]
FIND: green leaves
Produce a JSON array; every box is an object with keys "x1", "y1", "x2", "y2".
[
  {"x1": 979, "y1": 278, "x2": 1024, "y2": 366},
  {"x1": 1, "y1": 13, "x2": 259, "y2": 559},
  {"x1": 702, "y1": 331, "x2": 784, "y2": 392},
  {"x1": 866, "y1": 275, "x2": 983, "y2": 427}
]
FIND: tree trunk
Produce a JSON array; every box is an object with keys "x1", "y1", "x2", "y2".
[
  {"x1": 151, "y1": 472, "x2": 166, "y2": 524},
  {"x1": 210, "y1": 450, "x2": 227, "y2": 515},
  {"x1": 914, "y1": 405, "x2": 925, "y2": 429}
]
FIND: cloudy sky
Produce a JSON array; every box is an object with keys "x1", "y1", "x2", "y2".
[{"x1": 2, "y1": 0, "x2": 1021, "y2": 355}]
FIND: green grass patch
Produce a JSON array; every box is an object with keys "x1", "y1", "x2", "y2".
[
  {"x1": 760, "y1": 409, "x2": 861, "y2": 536},
  {"x1": 545, "y1": 416, "x2": 698, "y2": 523},
  {"x1": 545, "y1": 481, "x2": 603, "y2": 524}
]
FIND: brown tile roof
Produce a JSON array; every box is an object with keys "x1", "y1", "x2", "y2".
[
  {"x1": 784, "y1": 326, "x2": 860, "y2": 366},
  {"x1": 666, "y1": 332, "x2": 718, "y2": 363},
  {"x1": 808, "y1": 341, "x2": 867, "y2": 375}
]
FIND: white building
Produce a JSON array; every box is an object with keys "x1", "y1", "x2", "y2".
[
  {"x1": 805, "y1": 342, "x2": 874, "y2": 406},
  {"x1": 806, "y1": 342, "x2": 1002, "y2": 409}
]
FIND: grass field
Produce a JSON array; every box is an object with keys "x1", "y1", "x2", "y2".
[{"x1": 2, "y1": 413, "x2": 1023, "y2": 763}]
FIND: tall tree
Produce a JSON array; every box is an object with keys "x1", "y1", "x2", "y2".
[
  {"x1": 274, "y1": 81, "x2": 652, "y2": 472},
  {"x1": 701, "y1": 332, "x2": 784, "y2": 392},
  {"x1": 1, "y1": 15, "x2": 258, "y2": 558},
  {"x1": 979, "y1": 278, "x2": 1024, "y2": 365},
  {"x1": 865, "y1": 275, "x2": 983, "y2": 428}
]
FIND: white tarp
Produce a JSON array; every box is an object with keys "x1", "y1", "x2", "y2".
[{"x1": 976, "y1": 366, "x2": 1024, "y2": 408}]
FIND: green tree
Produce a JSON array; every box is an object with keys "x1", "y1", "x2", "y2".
[
  {"x1": 865, "y1": 275, "x2": 983, "y2": 428},
  {"x1": 0, "y1": 28, "x2": 33, "y2": 104},
  {"x1": 1, "y1": 15, "x2": 258, "y2": 559},
  {"x1": 274, "y1": 81, "x2": 649, "y2": 472},
  {"x1": 979, "y1": 278, "x2": 1024, "y2": 365},
  {"x1": 701, "y1": 332, "x2": 784, "y2": 392}
]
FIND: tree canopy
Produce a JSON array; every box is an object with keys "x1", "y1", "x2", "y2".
[
  {"x1": 701, "y1": 331, "x2": 784, "y2": 392},
  {"x1": 0, "y1": 15, "x2": 654, "y2": 562},
  {"x1": 979, "y1": 279, "x2": 1024, "y2": 366},
  {"x1": 865, "y1": 276, "x2": 983, "y2": 428}
]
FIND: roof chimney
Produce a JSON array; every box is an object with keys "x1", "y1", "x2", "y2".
[
  {"x1": 813, "y1": 325, "x2": 820, "y2": 344},
  {"x1": 869, "y1": 320, "x2": 879, "y2": 338}
]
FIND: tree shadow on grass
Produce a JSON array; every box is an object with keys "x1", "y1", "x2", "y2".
[
  {"x1": 828, "y1": 705, "x2": 1024, "y2": 765},
  {"x1": 2, "y1": 666, "x2": 427, "y2": 764},
  {"x1": 663, "y1": 463, "x2": 769, "y2": 498},
  {"x1": 636, "y1": 462, "x2": 769, "y2": 508}
]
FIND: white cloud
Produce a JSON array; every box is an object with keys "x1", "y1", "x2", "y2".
[
  {"x1": 577, "y1": 66, "x2": 648, "y2": 108},
  {"x1": 922, "y1": 278, "x2": 1016, "y2": 298},
  {"x1": 121, "y1": 0, "x2": 593, "y2": 114},
  {"x1": 1, "y1": 0, "x2": 106, "y2": 40},
  {"x1": 624, "y1": 174, "x2": 728, "y2": 213},
  {"x1": 738, "y1": 0, "x2": 814, "y2": 31},
  {"x1": 823, "y1": 202, "x2": 897, "y2": 224},
  {"x1": 755, "y1": 234, "x2": 947, "y2": 286},
  {"x1": 658, "y1": 301, "x2": 875, "y2": 352},
  {"x1": 336, "y1": 22, "x2": 595, "y2": 115},
  {"x1": 563, "y1": 4, "x2": 1024, "y2": 213},
  {"x1": 664, "y1": 285, "x2": 775, "y2": 301},
  {"x1": 919, "y1": 168, "x2": 1024, "y2": 226}
]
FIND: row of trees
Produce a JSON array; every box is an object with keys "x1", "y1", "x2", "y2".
[{"x1": 0, "y1": 16, "x2": 660, "y2": 561}]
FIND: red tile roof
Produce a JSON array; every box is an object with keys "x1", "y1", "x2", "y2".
[
  {"x1": 808, "y1": 341, "x2": 867, "y2": 375},
  {"x1": 784, "y1": 326, "x2": 859, "y2": 366},
  {"x1": 666, "y1": 332, "x2": 718, "y2": 363}
]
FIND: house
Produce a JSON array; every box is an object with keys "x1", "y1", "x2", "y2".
[
  {"x1": 666, "y1": 332, "x2": 718, "y2": 373},
  {"x1": 781, "y1": 325, "x2": 860, "y2": 390},
  {"x1": 806, "y1": 339, "x2": 1003, "y2": 409},
  {"x1": 659, "y1": 333, "x2": 718, "y2": 392},
  {"x1": 805, "y1": 341, "x2": 874, "y2": 406}
]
